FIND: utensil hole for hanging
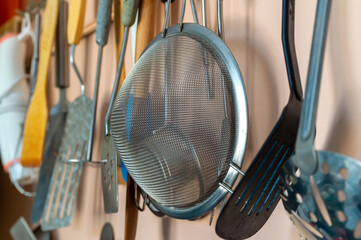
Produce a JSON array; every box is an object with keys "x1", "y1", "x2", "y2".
[
  {"x1": 285, "y1": 175, "x2": 292, "y2": 186},
  {"x1": 309, "y1": 212, "x2": 317, "y2": 222},
  {"x1": 111, "y1": 175, "x2": 114, "y2": 182},
  {"x1": 336, "y1": 211, "x2": 347, "y2": 222},
  {"x1": 108, "y1": 183, "x2": 111, "y2": 190},
  {"x1": 107, "y1": 168, "x2": 110, "y2": 175},
  {"x1": 354, "y1": 220, "x2": 361, "y2": 239},
  {"x1": 337, "y1": 190, "x2": 346, "y2": 202},
  {"x1": 339, "y1": 168, "x2": 348, "y2": 179},
  {"x1": 104, "y1": 177, "x2": 108, "y2": 184},
  {"x1": 283, "y1": 189, "x2": 289, "y2": 197},
  {"x1": 292, "y1": 211, "x2": 323, "y2": 238},
  {"x1": 310, "y1": 175, "x2": 332, "y2": 226},
  {"x1": 293, "y1": 167, "x2": 301, "y2": 177},
  {"x1": 321, "y1": 162, "x2": 329, "y2": 174},
  {"x1": 296, "y1": 193, "x2": 303, "y2": 203},
  {"x1": 110, "y1": 159, "x2": 114, "y2": 168}
]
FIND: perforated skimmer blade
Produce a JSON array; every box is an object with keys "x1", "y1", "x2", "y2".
[
  {"x1": 41, "y1": 96, "x2": 92, "y2": 230},
  {"x1": 111, "y1": 23, "x2": 247, "y2": 219}
]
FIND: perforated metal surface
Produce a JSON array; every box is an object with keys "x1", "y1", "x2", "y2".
[
  {"x1": 282, "y1": 152, "x2": 361, "y2": 239},
  {"x1": 41, "y1": 96, "x2": 91, "y2": 230},
  {"x1": 111, "y1": 24, "x2": 247, "y2": 217}
]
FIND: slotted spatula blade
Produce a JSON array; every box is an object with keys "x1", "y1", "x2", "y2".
[
  {"x1": 31, "y1": 0, "x2": 69, "y2": 223},
  {"x1": 216, "y1": 0, "x2": 303, "y2": 238},
  {"x1": 41, "y1": 96, "x2": 92, "y2": 230}
]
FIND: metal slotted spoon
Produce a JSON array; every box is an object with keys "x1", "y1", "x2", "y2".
[
  {"x1": 281, "y1": 0, "x2": 361, "y2": 239},
  {"x1": 110, "y1": 0, "x2": 248, "y2": 219}
]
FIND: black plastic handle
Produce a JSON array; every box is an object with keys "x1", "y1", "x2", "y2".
[
  {"x1": 55, "y1": 0, "x2": 69, "y2": 88},
  {"x1": 282, "y1": 0, "x2": 303, "y2": 101}
]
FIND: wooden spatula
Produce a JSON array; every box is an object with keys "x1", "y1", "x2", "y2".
[{"x1": 20, "y1": 0, "x2": 59, "y2": 167}]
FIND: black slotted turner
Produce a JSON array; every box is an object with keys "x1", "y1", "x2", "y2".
[{"x1": 216, "y1": 0, "x2": 303, "y2": 239}]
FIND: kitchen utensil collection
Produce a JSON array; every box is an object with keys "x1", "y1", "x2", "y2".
[
  {"x1": 2, "y1": 0, "x2": 360, "y2": 239},
  {"x1": 282, "y1": 0, "x2": 361, "y2": 239},
  {"x1": 216, "y1": 0, "x2": 303, "y2": 238}
]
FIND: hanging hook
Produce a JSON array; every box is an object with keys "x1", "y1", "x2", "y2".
[
  {"x1": 161, "y1": 0, "x2": 171, "y2": 38},
  {"x1": 217, "y1": 0, "x2": 224, "y2": 40}
]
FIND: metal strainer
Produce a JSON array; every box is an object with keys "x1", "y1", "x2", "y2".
[{"x1": 110, "y1": 0, "x2": 248, "y2": 219}]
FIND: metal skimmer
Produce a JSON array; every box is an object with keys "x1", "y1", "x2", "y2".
[{"x1": 282, "y1": 1, "x2": 361, "y2": 239}]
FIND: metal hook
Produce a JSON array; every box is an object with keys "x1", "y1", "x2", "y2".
[
  {"x1": 190, "y1": 0, "x2": 198, "y2": 24},
  {"x1": 104, "y1": 27, "x2": 129, "y2": 135},
  {"x1": 134, "y1": 185, "x2": 147, "y2": 211},
  {"x1": 217, "y1": 0, "x2": 224, "y2": 40},
  {"x1": 179, "y1": 0, "x2": 198, "y2": 31},
  {"x1": 70, "y1": 45, "x2": 85, "y2": 96},
  {"x1": 162, "y1": 0, "x2": 171, "y2": 38},
  {"x1": 202, "y1": 0, "x2": 206, "y2": 27}
]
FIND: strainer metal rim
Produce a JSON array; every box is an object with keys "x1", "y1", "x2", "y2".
[{"x1": 138, "y1": 23, "x2": 248, "y2": 219}]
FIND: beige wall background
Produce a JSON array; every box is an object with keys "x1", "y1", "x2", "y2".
[{"x1": 2, "y1": 0, "x2": 361, "y2": 239}]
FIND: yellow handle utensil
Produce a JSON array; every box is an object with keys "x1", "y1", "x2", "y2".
[
  {"x1": 68, "y1": 0, "x2": 87, "y2": 45},
  {"x1": 21, "y1": 0, "x2": 59, "y2": 166}
]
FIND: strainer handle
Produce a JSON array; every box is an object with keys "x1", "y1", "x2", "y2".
[
  {"x1": 161, "y1": 0, "x2": 171, "y2": 37},
  {"x1": 105, "y1": 0, "x2": 141, "y2": 134},
  {"x1": 179, "y1": 0, "x2": 201, "y2": 28},
  {"x1": 217, "y1": 0, "x2": 224, "y2": 40},
  {"x1": 68, "y1": 0, "x2": 87, "y2": 95},
  {"x1": 293, "y1": 0, "x2": 332, "y2": 174},
  {"x1": 202, "y1": 0, "x2": 206, "y2": 27}
]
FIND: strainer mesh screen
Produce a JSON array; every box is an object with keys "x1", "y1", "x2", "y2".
[{"x1": 111, "y1": 32, "x2": 236, "y2": 208}]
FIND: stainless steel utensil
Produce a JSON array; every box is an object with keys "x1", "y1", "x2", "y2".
[
  {"x1": 110, "y1": 0, "x2": 248, "y2": 219},
  {"x1": 100, "y1": 222, "x2": 114, "y2": 240},
  {"x1": 29, "y1": 13, "x2": 40, "y2": 97},
  {"x1": 87, "y1": 0, "x2": 113, "y2": 163},
  {"x1": 31, "y1": 0, "x2": 69, "y2": 224},
  {"x1": 41, "y1": 0, "x2": 97, "y2": 230},
  {"x1": 10, "y1": 217, "x2": 36, "y2": 240},
  {"x1": 216, "y1": 0, "x2": 303, "y2": 238},
  {"x1": 282, "y1": 1, "x2": 361, "y2": 239},
  {"x1": 100, "y1": 0, "x2": 140, "y2": 214}
]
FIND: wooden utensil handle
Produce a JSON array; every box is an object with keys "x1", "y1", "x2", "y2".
[{"x1": 68, "y1": 0, "x2": 87, "y2": 45}]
